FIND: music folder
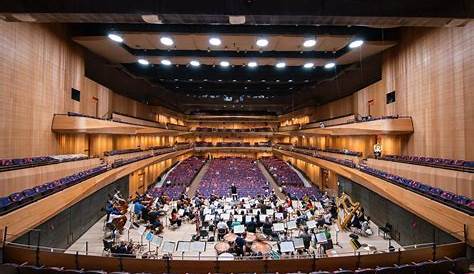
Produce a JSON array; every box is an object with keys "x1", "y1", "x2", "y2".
[{"x1": 279, "y1": 241, "x2": 295, "y2": 253}]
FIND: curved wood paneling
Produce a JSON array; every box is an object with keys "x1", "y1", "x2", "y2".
[
  {"x1": 274, "y1": 149, "x2": 474, "y2": 244},
  {"x1": 0, "y1": 149, "x2": 192, "y2": 242}
]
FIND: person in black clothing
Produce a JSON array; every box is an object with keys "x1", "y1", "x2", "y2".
[
  {"x1": 230, "y1": 183, "x2": 237, "y2": 201},
  {"x1": 246, "y1": 217, "x2": 257, "y2": 233},
  {"x1": 234, "y1": 233, "x2": 246, "y2": 256}
]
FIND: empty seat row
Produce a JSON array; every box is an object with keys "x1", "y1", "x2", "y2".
[
  {"x1": 380, "y1": 154, "x2": 474, "y2": 172},
  {"x1": 1, "y1": 256, "x2": 468, "y2": 273},
  {"x1": 359, "y1": 164, "x2": 474, "y2": 214},
  {"x1": 194, "y1": 127, "x2": 273, "y2": 132},
  {"x1": 103, "y1": 148, "x2": 143, "y2": 156},
  {"x1": 0, "y1": 154, "x2": 89, "y2": 172},
  {"x1": 293, "y1": 146, "x2": 362, "y2": 157},
  {"x1": 0, "y1": 165, "x2": 109, "y2": 214}
]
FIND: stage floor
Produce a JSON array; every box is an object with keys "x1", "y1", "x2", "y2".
[{"x1": 66, "y1": 213, "x2": 402, "y2": 260}]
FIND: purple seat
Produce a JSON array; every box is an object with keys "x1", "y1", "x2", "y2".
[
  {"x1": 374, "y1": 266, "x2": 398, "y2": 274},
  {"x1": 0, "y1": 197, "x2": 12, "y2": 209},
  {"x1": 9, "y1": 192, "x2": 25, "y2": 203},
  {"x1": 355, "y1": 269, "x2": 376, "y2": 274}
]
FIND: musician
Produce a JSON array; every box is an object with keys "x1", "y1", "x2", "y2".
[
  {"x1": 133, "y1": 200, "x2": 146, "y2": 219},
  {"x1": 169, "y1": 208, "x2": 182, "y2": 227},
  {"x1": 234, "y1": 233, "x2": 246, "y2": 256},
  {"x1": 262, "y1": 217, "x2": 273, "y2": 236},
  {"x1": 299, "y1": 227, "x2": 312, "y2": 250},
  {"x1": 230, "y1": 183, "x2": 238, "y2": 201},
  {"x1": 246, "y1": 217, "x2": 257, "y2": 233}
]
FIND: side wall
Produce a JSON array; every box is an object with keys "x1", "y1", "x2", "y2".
[{"x1": 13, "y1": 176, "x2": 129, "y2": 249}]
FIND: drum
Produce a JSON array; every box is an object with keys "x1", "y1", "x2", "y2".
[
  {"x1": 256, "y1": 233, "x2": 267, "y2": 241},
  {"x1": 214, "y1": 242, "x2": 231, "y2": 254},
  {"x1": 251, "y1": 241, "x2": 272, "y2": 254},
  {"x1": 245, "y1": 232, "x2": 256, "y2": 242},
  {"x1": 218, "y1": 252, "x2": 234, "y2": 261},
  {"x1": 223, "y1": 233, "x2": 237, "y2": 242}
]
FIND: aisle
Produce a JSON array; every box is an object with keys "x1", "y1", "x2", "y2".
[
  {"x1": 186, "y1": 161, "x2": 210, "y2": 196},
  {"x1": 287, "y1": 163, "x2": 313, "y2": 187},
  {"x1": 257, "y1": 160, "x2": 286, "y2": 200}
]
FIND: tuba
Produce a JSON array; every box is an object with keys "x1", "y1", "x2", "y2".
[{"x1": 336, "y1": 192, "x2": 361, "y2": 230}]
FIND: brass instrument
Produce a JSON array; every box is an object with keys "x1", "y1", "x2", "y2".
[{"x1": 336, "y1": 192, "x2": 360, "y2": 230}]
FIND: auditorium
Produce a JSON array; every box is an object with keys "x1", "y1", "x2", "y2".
[{"x1": 0, "y1": 1, "x2": 473, "y2": 273}]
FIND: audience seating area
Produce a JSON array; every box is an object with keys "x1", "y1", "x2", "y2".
[
  {"x1": 195, "y1": 142, "x2": 271, "y2": 147},
  {"x1": 1, "y1": 255, "x2": 469, "y2": 274},
  {"x1": 379, "y1": 154, "x2": 474, "y2": 172},
  {"x1": 148, "y1": 157, "x2": 206, "y2": 200},
  {"x1": 359, "y1": 164, "x2": 474, "y2": 214},
  {"x1": 104, "y1": 148, "x2": 143, "y2": 156},
  {"x1": 260, "y1": 157, "x2": 322, "y2": 199},
  {"x1": 194, "y1": 127, "x2": 273, "y2": 132},
  {"x1": 197, "y1": 158, "x2": 270, "y2": 198},
  {"x1": 293, "y1": 145, "x2": 362, "y2": 157},
  {"x1": 0, "y1": 165, "x2": 109, "y2": 215},
  {"x1": 278, "y1": 146, "x2": 473, "y2": 214},
  {"x1": 0, "y1": 154, "x2": 89, "y2": 172}
]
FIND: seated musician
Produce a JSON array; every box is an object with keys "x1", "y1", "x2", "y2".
[
  {"x1": 231, "y1": 217, "x2": 241, "y2": 228},
  {"x1": 112, "y1": 241, "x2": 134, "y2": 257},
  {"x1": 234, "y1": 233, "x2": 246, "y2": 256},
  {"x1": 246, "y1": 217, "x2": 257, "y2": 233},
  {"x1": 216, "y1": 218, "x2": 229, "y2": 240},
  {"x1": 169, "y1": 208, "x2": 182, "y2": 227},
  {"x1": 299, "y1": 227, "x2": 312, "y2": 250},
  {"x1": 262, "y1": 217, "x2": 273, "y2": 236},
  {"x1": 133, "y1": 200, "x2": 146, "y2": 219},
  {"x1": 113, "y1": 190, "x2": 126, "y2": 204}
]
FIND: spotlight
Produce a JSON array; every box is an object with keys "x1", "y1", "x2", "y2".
[
  {"x1": 303, "y1": 39, "x2": 316, "y2": 48},
  {"x1": 190, "y1": 60, "x2": 200, "y2": 67},
  {"x1": 160, "y1": 36, "x2": 174, "y2": 46},
  {"x1": 248, "y1": 61, "x2": 258, "y2": 68},
  {"x1": 276, "y1": 62, "x2": 286, "y2": 68},
  {"x1": 161, "y1": 59, "x2": 172, "y2": 66},
  {"x1": 324, "y1": 62, "x2": 336, "y2": 69},
  {"x1": 138, "y1": 58, "x2": 149, "y2": 65},
  {"x1": 108, "y1": 34, "x2": 123, "y2": 43},
  {"x1": 256, "y1": 38, "x2": 269, "y2": 47},
  {"x1": 209, "y1": 37, "x2": 222, "y2": 46},
  {"x1": 349, "y1": 40, "x2": 364, "y2": 48},
  {"x1": 303, "y1": 62, "x2": 314, "y2": 68},
  {"x1": 220, "y1": 61, "x2": 230, "y2": 67}
]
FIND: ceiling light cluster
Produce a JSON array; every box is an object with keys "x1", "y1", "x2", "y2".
[{"x1": 108, "y1": 33, "x2": 361, "y2": 70}]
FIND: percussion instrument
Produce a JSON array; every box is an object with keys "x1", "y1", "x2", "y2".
[
  {"x1": 251, "y1": 241, "x2": 272, "y2": 254},
  {"x1": 223, "y1": 233, "x2": 237, "y2": 242},
  {"x1": 256, "y1": 233, "x2": 267, "y2": 241},
  {"x1": 214, "y1": 242, "x2": 231, "y2": 254},
  {"x1": 218, "y1": 252, "x2": 234, "y2": 261},
  {"x1": 245, "y1": 232, "x2": 256, "y2": 242}
]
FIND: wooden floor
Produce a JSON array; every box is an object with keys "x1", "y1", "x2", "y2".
[{"x1": 66, "y1": 211, "x2": 402, "y2": 260}]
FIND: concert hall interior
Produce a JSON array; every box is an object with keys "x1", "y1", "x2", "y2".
[{"x1": 0, "y1": 1, "x2": 473, "y2": 273}]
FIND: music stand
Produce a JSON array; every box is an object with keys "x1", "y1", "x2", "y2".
[
  {"x1": 221, "y1": 213, "x2": 231, "y2": 221},
  {"x1": 234, "y1": 215, "x2": 243, "y2": 222},
  {"x1": 162, "y1": 241, "x2": 176, "y2": 254},
  {"x1": 259, "y1": 214, "x2": 268, "y2": 222},
  {"x1": 286, "y1": 220, "x2": 297, "y2": 230},
  {"x1": 306, "y1": 220, "x2": 317, "y2": 229},
  {"x1": 177, "y1": 241, "x2": 191, "y2": 253},
  {"x1": 279, "y1": 241, "x2": 295, "y2": 253},
  {"x1": 233, "y1": 225, "x2": 245, "y2": 234},
  {"x1": 292, "y1": 237, "x2": 305, "y2": 249},
  {"x1": 273, "y1": 223, "x2": 285, "y2": 232},
  {"x1": 190, "y1": 241, "x2": 206, "y2": 253}
]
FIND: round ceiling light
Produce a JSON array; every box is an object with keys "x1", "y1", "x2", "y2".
[
  {"x1": 256, "y1": 38, "x2": 269, "y2": 47},
  {"x1": 303, "y1": 39, "x2": 316, "y2": 48},
  {"x1": 160, "y1": 36, "x2": 174, "y2": 46},
  {"x1": 108, "y1": 34, "x2": 123, "y2": 43},
  {"x1": 209, "y1": 37, "x2": 222, "y2": 46}
]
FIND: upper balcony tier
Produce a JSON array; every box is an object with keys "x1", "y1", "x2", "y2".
[
  {"x1": 278, "y1": 115, "x2": 414, "y2": 136},
  {"x1": 52, "y1": 113, "x2": 190, "y2": 135}
]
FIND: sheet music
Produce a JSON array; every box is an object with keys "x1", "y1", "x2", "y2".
[
  {"x1": 245, "y1": 216, "x2": 253, "y2": 223},
  {"x1": 316, "y1": 232, "x2": 328, "y2": 243},
  {"x1": 190, "y1": 241, "x2": 206, "y2": 252},
  {"x1": 266, "y1": 209, "x2": 274, "y2": 215},
  {"x1": 293, "y1": 237, "x2": 305, "y2": 249},
  {"x1": 177, "y1": 241, "x2": 191, "y2": 252},
  {"x1": 275, "y1": 212, "x2": 284, "y2": 220},
  {"x1": 220, "y1": 213, "x2": 231, "y2": 221},
  {"x1": 259, "y1": 214, "x2": 268, "y2": 222},
  {"x1": 152, "y1": 235, "x2": 163, "y2": 247},
  {"x1": 162, "y1": 241, "x2": 176, "y2": 253},
  {"x1": 234, "y1": 215, "x2": 243, "y2": 222},
  {"x1": 204, "y1": 214, "x2": 215, "y2": 222},
  {"x1": 178, "y1": 209, "x2": 185, "y2": 216},
  {"x1": 286, "y1": 220, "x2": 297, "y2": 230},
  {"x1": 273, "y1": 223, "x2": 285, "y2": 232},
  {"x1": 306, "y1": 220, "x2": 317, "y2": 229},
  {"x1": 145, "y1": 232, "x2": 154, "y2": 242},
  {"x1": 233, "y1": 225, "x2": 245, "y2": 234},
  {"x1": 137, "y1": 225, "x2": 146, "y2": 236},
  {"x1": 280, "y1": 241, "x2": 295, "y2": 253}
]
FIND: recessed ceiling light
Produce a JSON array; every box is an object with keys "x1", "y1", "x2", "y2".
[
  {"x1": 244, "y1": 87, "x2": 248, "y2": 89},
  {"x1": 203, "y1": 79, "x2": 208, "y2": 81},
  {"x1": 190, "y1": 60, "x2": 200, "y2": 67},
  {"x1": 256, "y1": 38, "x2": 269, "y2": 47},
  {"x1": 288, "y1": 79, "x2": 293, "y2": 82},
  {"x1": 218, "y1": 79, "x2": 222, "y2": 82},
  {"x1": 209, "y1": 37, "x2": 222, "y2": 46},
  {"x1": 232, "y1": 79, "x2": 237, "y2": 82},
  {"x1": 349, "y1": 40, "x2": 364, "y2": 48},
  {"x1": 174, "y1": 78, "x2": 178, "y2": 81},
  {"x1": 324, "y1": 62, "x2": 336, "y2": 69},
  {"x1": 189, "y1": 78, "x2": 193, "y2": 81},
  {"x1": 276, "y1": 79, "x2": 280, "y2": 82},
  {"x1": 248, "y1": 61, "x2": 258, "y2": 68},
  {"x1": 303, "y1": 39, "x2": 316, "y2": 48},
  {"x1": 303, "y1": 62, "x2": 314, "y2": 68},
  {"x1": 247, "y1": 79, "x2": 251, "y2": 82},
  {"x1": 137, "y1": 58, "x2": 149, "y2": 65},
  {"x1": 276, "y1": 62, "x2": 286, "y2": 68},
  {"x1": 220, "y1": 61, "x2": 230, "y2": 67},
  {"x1": 161, "y1": 59, "x2": 172, "y2": 65},
  {"x1": 108, "y1": 34, "x2": 123, "y2": 43},
  {"x1": 160, "y1": 36, "x2": 174, "y2": 46},
  {"x1": 261, "y1": 80, "x2": 266, "y2": 82}
]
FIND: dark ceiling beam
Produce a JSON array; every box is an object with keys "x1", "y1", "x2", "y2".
[{"x1": 0, "y1": 0, "x2": 472, "y2": 19}]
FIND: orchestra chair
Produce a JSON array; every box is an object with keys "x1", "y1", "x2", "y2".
[
  {"x1": 355, "y1": 268, "x2": 376, "y2": 274},
  {"x1": 333, "y1": 270, "x2": 354, "y2": 274},
  {"x1": 393, "y1": 264, "x2": 416, "y2": 274},
  {"x1": 217, "y1": 228, "x2": 227, "y2": 240},
  {"x1": 102, "y1": 239, "x2": 113, "y2": 256},
  {"x1": 0, "y1": 263, "x2": 19, "y2": 274},
  {"x1": 199, "y1": 229, "x2": 209, "y2": 241},
  {"x1": 374, "y1": 266, "x2": 398, "y2": 274},
  {"x1": 17, "y1": 263, "x2": 44, "y2": 274}
]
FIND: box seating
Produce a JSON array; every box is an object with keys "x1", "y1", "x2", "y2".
[
  {"x1": 0, "y1": 154, "x2": 89, "y2": 172},
  {"x1": 380, "y1": 154, "x2": 474, "y2": 172}
]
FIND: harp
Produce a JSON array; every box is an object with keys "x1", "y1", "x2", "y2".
[{"x1": 336, "y1": 192, "x2": 361, "y2": 230}]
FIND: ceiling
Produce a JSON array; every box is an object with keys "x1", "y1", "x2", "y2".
[{"x1": 1, "y1": 0, "x2": 472, "y2": 115}]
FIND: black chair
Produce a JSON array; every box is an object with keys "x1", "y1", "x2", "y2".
[
  {"x1": 355, "y1": 268, "x2": 376, "y2": 274},
  {"x1": 217, "y1": 228, "x2": 227, "y2": 240},
  {"x1": 84, "y1": 271, "x2": 107, "y2": 274},
  {"x1": 45, "y1": 267, "x2": 65, "y2": 274},
  {"x1": 200, "y1": 229, "x2": 209, "y2": 240},
  {"x1": 432, "y1": 259, "x2": 454, "y2": 274},
  {"x1": 374, "y1": 266, "x2": 398, "y2": 274},
  {"x1": 18, "y1": 264, "x2": 44, "y2": 274},
  {"x1": 103, "y1": 239, "x2": 113, "y2": 256},
  {"x1": 310, "y1": 272, "x2": 331, "y2": 274},
  {"x1": 0, "y1": 263, "x2": 19, "y2": 274},
  {"x1": 62, "y1": 270, "x2": 84, "y2": 274},
  {"x1": 394, "y1": 264, "x2": 416, "y2": 274},
  {"x1": 451, "y1": 257, "x2": 469, "y2": 274},
  {"x1": 334, "y1": 270, "x2": 354, "y2": 274}
]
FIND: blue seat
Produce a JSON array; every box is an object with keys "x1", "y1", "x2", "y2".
[
  {"x1": 0, "y1": 196, "x2": 12, "y2": 209},
  {"x1": 374, "y1": 266, "x2": 398, "y2": 274}
]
